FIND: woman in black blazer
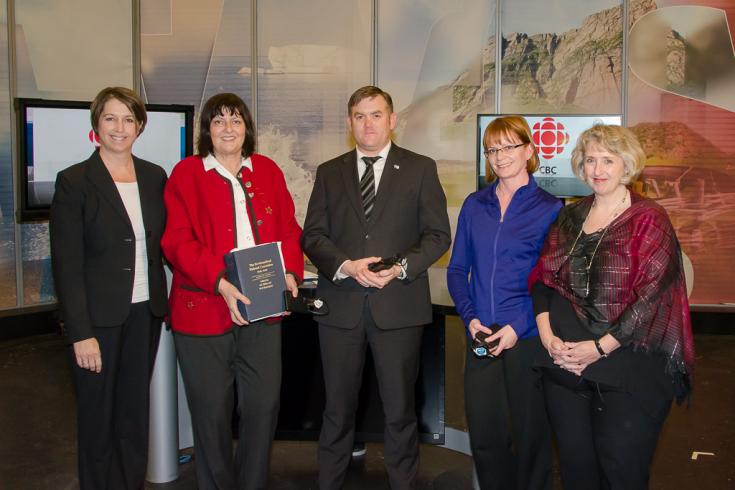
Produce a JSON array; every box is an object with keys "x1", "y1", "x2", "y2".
[{"x1": 50, "y1": 87, "x2": 168, "y2": 490}]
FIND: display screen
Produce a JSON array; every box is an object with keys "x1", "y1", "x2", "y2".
[
  {"x1": 17, "y1": 98, "x2": 194, "y2": 221},
  {"x1": 477, "y1": 114, "x2": 623, "y2": 197}
]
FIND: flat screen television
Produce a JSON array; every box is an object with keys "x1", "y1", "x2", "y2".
[
  {"x1": 16, "y1": 98, "x2": 194, "y2": 221},
  {"x1": 477, "y1": 114, "x2": 623, "y2": 197}
]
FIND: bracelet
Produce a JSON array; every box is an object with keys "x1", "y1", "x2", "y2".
[{"x1": 594, "y1": 339, "x2": 608, "y2": 358}]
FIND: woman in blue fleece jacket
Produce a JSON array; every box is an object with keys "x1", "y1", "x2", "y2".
[{"x1": 447, "y1": 116, "x2": 562, "y2": 490}]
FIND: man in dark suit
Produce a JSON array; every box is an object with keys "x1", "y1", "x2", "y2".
[{"x1": 302, "y1": 86, "x2": 451, "y2": 490}]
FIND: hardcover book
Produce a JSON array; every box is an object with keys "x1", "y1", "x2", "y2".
[{"x1": 224, "y1": 242, "x2": 287, "y2": 322}]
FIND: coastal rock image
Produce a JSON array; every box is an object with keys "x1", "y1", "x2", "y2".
[
  {"x1": 451, "y1": 0, "x2": 658, "y2": 117},
  {"x1": 629, "y1": 5, "x2": 735, "y2": 112}
]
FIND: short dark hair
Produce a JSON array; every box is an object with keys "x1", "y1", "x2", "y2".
[
  {"x1": 347, "y1": 86, "x2": 394, "y2": 115},
  {"x1": 197, "y1": 93, "x2": 256, "y2": 158},
  {"x1": 90, "y1": 87, "x2": 147, "y2": 136}
]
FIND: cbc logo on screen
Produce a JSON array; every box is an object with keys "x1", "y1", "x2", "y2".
[
  {"x1": 532, "y1": 118, "x2": 569, "y2": 160},
  {"x1": 88, "y1": 130, "x2": 101, "y2": 148}
]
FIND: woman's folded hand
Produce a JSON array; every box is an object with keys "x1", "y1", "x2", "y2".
[{"x1": 218, "y1": 278, "x2": 250, "y2": 326}]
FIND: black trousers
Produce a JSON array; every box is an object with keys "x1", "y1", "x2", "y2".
[
  {"x1": 318, "y1": 303, "x2": 424, "y2": 490},
  {"x1": 70, "y1": 301, "x2": 161, "y2": 490},
  {"x1": 542, "y1": 369, "x2": 672, "y2": 490},
  {"x1": 464, "y1": 335, "x2": 552, "y2": 490},
  {"x1": 174, "y1": 321, "x2": 281, "y2": 490}
]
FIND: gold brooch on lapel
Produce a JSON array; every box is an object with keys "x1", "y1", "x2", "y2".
[{"x1": 265, "y1": 206, "x2": 273, "y2": 214}]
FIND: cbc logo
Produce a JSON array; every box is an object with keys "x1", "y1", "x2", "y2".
[
  {"x1": 532, "y1": 118, "x2": 569, "y2": 160},
  {"x1": 88, "y1": 130, "x2": 101, "y2": 148}
]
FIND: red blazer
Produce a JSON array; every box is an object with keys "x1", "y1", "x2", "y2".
[{"x1": 162, "y1": 154, "x2": 304, "y2": 335}]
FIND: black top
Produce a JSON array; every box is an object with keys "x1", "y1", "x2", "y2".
[
  {"x1": 50, "y1": 151, "x2": 168, "y2": 343},
  {"x1": 532, "y1": 280, "x2": 675, "y2": 417}
]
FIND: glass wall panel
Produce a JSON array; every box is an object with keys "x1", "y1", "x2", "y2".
[
  {"x1": 141, "y1": 0, "x2": 253, "y2": 110},
  {"x1": 200, "y1": 1, "x2": 252, "y2": 106},
  {"x1": 500, "y1": 0, "x2": 623, "y2": 114},
  {"x1": 256, "y1": 0, "x2": 371, "y2": 225},
  {"x1": 0, "y1": 0, "x2": 17, "y2": 308},
  {"x1": 627, "y1": 0, "x2": 735, "y2": 304},
  {"x1": 378, "y1": 0, "x2": 498, "y2": 432},
  {"x1": 2, "y1": 0, "x2": 731, "y2": 315},
  {"x1": 14, "y1": 0, "x2": 133, "y2": 100},
  {"x1": 21, "y1": 223, "x2": 54, "y2": 304},
  {"x1": 14, "y1": 0, "x2": 134, "y2": 307},
  {"x1": 379, "y1": 0, "x2": 497, "y2": 291}
]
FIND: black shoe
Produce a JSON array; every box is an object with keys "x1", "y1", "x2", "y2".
[{"x1": 351, "y1": 441, "x2": 366, "y2": 458}]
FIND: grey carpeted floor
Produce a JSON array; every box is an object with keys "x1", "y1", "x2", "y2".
[{"x1": 1, "y1": 333, "x2": 733, "y2": 489}]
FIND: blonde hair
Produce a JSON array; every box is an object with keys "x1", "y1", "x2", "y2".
[
  {"x1": 482, "y1": 115, "x2": 539, "y2": 183},
  {"x1": 570, "y1": 124, "x2": 646, "y2": 184}
]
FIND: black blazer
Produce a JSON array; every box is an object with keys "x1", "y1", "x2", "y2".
[
  {"x1": 50, "y1": 151, "x2": 168, "y2": 343},
  {"x1": 301, "y1": 144, "x2": 451, "y2": 329}
]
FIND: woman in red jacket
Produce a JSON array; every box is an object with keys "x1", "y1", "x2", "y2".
[{"x1": 162, "y1": 93, "x2": 303, "y2": 490}]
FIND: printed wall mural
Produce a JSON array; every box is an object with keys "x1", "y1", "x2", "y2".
[
  {"x1": 142, "y1": 0, "x2": 252, "y2": 109},
  {"x1": 1, "y1": 0, "x2": 733, "y2": 308},
  {"x1": 380, "y1": 0, "x2": 734, "y2": 305},
  {"x1": 379, "y1": 0, "x2": 497, "y2": 308},
  {"x1": 500, "y1": 0, "x2": 624, "y2": 114},
  {"x1": 142, "y1": 0, "x2": 370, "y2": 226},
  {"x1": 628, "y1": 0, "x2": 735, "y2": 304},
  {"x1": 630, "y1": 5, "x2": 735, "y2": 112},
  {"x1": 256, "y1": 0, "x2": 371, "y2": 225},
  {"x1": 8, "y1": 0, "x2": 134, "y2": 307}
]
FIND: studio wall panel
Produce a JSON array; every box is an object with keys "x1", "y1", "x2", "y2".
[
  {"x1": 378, "y1": 0, "x2": 498, "y2": 276},
  {"x1": 500, "y1": 0, "x2": 624, "y2": 114},
  {"x1": 141, "y1": 0, "x2": 252, "y2": 110},
  {"x1": 256, "y1": 0, "x2": 371, "y2": 225},
  {"x1": 627, "y1": 0, "x2": 735, "y2": 304},
  {"x1": 13, "y1": 0, "x2": 135, "y2": 307},
  {"x1": 0, "y1": 0, "x2": 17, "y2": 308}
]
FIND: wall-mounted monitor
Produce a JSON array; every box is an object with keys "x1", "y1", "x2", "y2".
[
  {"x1": 16, "y1": 98, "x2": 194, "y2": 222},
  {"x1": 477, "y1": 114, "x2": 622, "y2": 197}
]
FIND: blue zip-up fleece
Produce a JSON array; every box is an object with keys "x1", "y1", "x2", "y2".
[{"x1": 447, "y1": 175, "x2": 562, "y2": 339}]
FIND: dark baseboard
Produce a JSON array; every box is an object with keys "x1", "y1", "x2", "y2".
[
  {"x1": 0, "y1": 308, "x2": 60, "y2": 341},
  {"x1": 691, "y1": 311, "x2": 734, "y2": 335}
]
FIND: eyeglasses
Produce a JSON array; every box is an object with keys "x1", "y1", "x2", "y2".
[{"x1": 483, "y1": 143, "x2": 526, "y2": 158}]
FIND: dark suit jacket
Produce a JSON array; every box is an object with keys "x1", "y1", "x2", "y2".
[
  {"x1": 301, "y1": 144, "x2": 451, "y2": 329},
  {"x1": 50, "y1": 151, "x2": 168, "y2": 343}
]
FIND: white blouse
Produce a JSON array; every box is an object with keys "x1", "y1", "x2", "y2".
[{"x1": 115, "y1": 182, "x2": 149, "y2": 303}]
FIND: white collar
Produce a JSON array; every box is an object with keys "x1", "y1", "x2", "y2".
[
  {"x1": 356, "y1": 141, "x2": 391, "y2": 163},
  {"x1": 203, "y1": 153, "x2": 253, "y2": 173}
]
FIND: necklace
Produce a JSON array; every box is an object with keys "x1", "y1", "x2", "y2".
[
  {"x1": 590, "y1": 187, "x2": 629, "y2": 217},
  {"x1": 560, "y1": 189, "x2": 629, "y2": 297},
  {"x1": 496, "y1": 183, "x2": 515, "y2": 200}
]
